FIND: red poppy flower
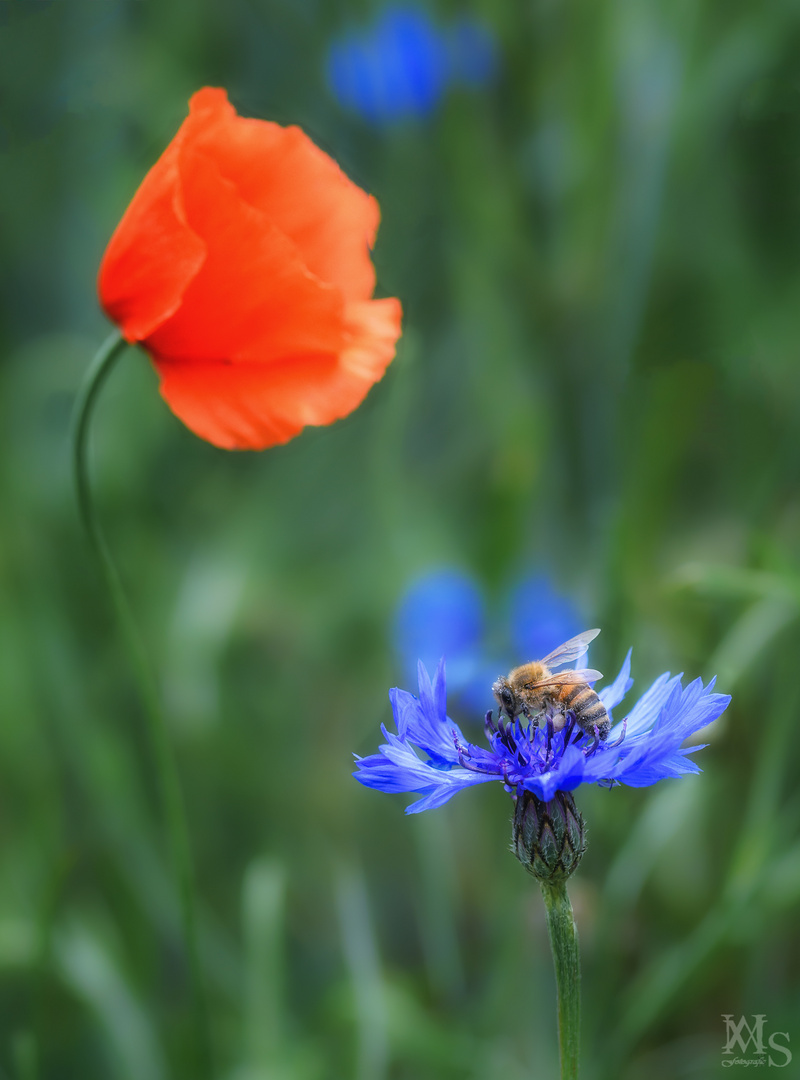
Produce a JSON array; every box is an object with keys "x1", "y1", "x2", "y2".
[{"x1": 98, "y1": 88, "x2": 402, "y2": 450}]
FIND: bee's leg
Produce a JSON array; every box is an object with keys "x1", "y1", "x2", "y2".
[
  {"x1": 562, "y1": 712, "x2": 577, "y2": 744},
  {"x1": 520, "y1": 703, "x2": 538, "y2": 728}
]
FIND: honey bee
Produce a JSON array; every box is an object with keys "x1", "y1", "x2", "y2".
[{"x1": 492, "y1": 628, "x2": 610, "y2": 740}]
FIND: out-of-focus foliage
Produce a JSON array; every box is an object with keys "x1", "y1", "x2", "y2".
[{"x1": 1, "y1": 0, "x2": 800, "y2": 1077}]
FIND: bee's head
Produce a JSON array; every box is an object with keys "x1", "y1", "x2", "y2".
[{"x1": 492, "y1": 677, "x2": 516, "y2": 718}]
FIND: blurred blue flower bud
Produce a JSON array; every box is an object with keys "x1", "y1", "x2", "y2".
[
  {"x1": 326, "y1": 6, "x2": 499, "y2": 125},
  {"x1": 445, "y1": 15, "x2": 499, "y2": 87},
  {"x1": 393, "y1": 567, "x2": 585, "y2": 716},
  {"x1": 392, "y1": 567, "x2": 484, "y2": 690},
  {"x1": 509, "y1": 574, "x2": 583, "y2": 663}
]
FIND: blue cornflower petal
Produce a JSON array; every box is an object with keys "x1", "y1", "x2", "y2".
[
  {"x1": 403, "y1": 770, "x2": 496, "y2": 813},
  {"x1": 417, "y1": 657, "x2": 447, "y2": 733},
  {"x1": 524, "y1": 742, "x2": 588, "y2": 802},
  {"x1": 599, "y1": 648, "x2": 633, "y2": 714},
  {"x1": 388, "y1": 659, "x2": 468, "y2": 765},
  {"x1": 354, "y1": 710, "x2": 495, "y2": 812},
  {"x1": 354, "y1": 647, "x2": 730, "y2": 813},
  {"x1": 615, "y1": 671, "x2": 680, "y2": 739}
]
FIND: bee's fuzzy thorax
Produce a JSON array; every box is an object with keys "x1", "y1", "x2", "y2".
[{"x1": 508, "y1": 661, "x2": 550, "y2": 685}]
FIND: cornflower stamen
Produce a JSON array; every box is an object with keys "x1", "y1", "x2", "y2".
[
  {"x1": 454, "y1": 734, "x2": 501, "y2": 777},
  {"x1": 582, "y1": 733, "x2": 599, "y2": 757},
  {"x1": 501, "y1": 723, "x2": 517, "y2": 754},
  {"x1": 605, "y1": 719, "x2": 628, "y2": 749}
]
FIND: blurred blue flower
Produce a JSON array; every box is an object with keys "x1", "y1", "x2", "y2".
[
  {"x1": 326, "y1": 7, "x2": 498, "y2": 125},
  {"x1": 392, "y1": 566, "x2": 584, "y2": 715},
  {"x1": 509, "y1": 573, "x2": 583, "y2": 662},
  {"x1": 445, "y1": 15, "x2": 498, "y2": 87},
  {"x1": 354, "y1": 652, "x2": 731, "y2": 813},
  {"x1": 393, "y1": 568, "x2": 484, "y2": 690}
]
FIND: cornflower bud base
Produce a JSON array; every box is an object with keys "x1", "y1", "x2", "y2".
[{"x1": 512, "y1": 789, "x2": 587, "y2": 882}]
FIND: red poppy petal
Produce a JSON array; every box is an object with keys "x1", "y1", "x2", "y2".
[
  {"x1": 182, "y1": 88, "x2": 380, "y2": 302},
  {"x1": 154, "y1": 357, "x2": 310, "y2": 449},
  {"x1": 153, "y1": 296, "x2": 402, "y2": 450},
  {"x1": 97, "y1": 142, "x2": 207, "y2": 342},
  {"x1": 341, "y1": 297, "x2": 403, "y2": 380},
  {"x1": 257, "y1": 297, "x2": 402, "y2": 427},
  {"x1": 144, "y1": 142, "x2": 345, "y2": 364}
]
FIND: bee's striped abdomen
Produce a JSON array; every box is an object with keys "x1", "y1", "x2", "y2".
[{"x1": 559, "y1": 683, "x2": 609, "y2": 739}]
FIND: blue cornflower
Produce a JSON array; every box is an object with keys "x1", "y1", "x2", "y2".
[
  {"x1": 445, "y1": 15, "x2": 498, "y2": 88},
  {"x1": 393, "y1": 567, "x2": 485, "y2": 693},
  {"x1": 509, "y1": 573, "x2": 583, "y2": 665},
  {"x1": 354, "y1": 650, "x2": 731, "y2": 813},
  {"x1": 326, "y1": 7, "x2": 498, "y2": 126},
  {"x1": 327, "y1": 8, "x2": 447, "y2": 125}
]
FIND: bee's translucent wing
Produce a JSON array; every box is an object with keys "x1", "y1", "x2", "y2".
[
  {"x1": 542, "y1": 629, "x2": 601, "y2": 669},
  {"x1": 533, "y1": 668, "x2": 603, "y2": 687}
]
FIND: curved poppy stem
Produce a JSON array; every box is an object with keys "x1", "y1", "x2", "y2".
[
  {"x1": 72, "y1": 330, "x2": 212, "y2": 1077},
  {"x1": 540, "y1": 879, "x2": 581, "y2": 1080}
]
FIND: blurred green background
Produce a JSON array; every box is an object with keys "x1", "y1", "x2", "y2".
[{"x1": 2, "y1": 0, "x2": 800, "y2": 1077}]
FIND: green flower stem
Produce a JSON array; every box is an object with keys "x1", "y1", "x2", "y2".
[
  {"x1": 72, "y1": 330, "x2": 212, "y2": 1078},
  {"x1": 540, "y1": 879, "x2": 581, "y2": 1080}
]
